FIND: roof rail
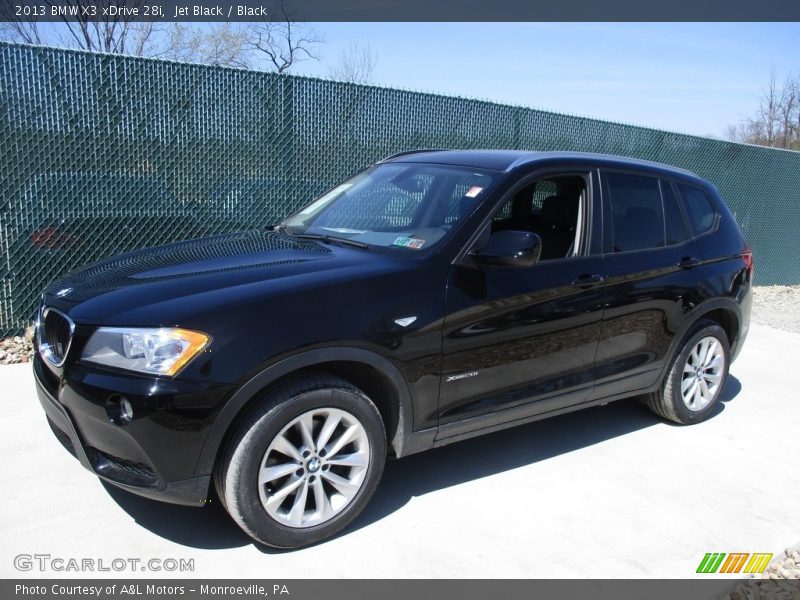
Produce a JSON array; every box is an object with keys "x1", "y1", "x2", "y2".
[{"x1": 379, "y1": 148, "x2": 448, "y2": 162}]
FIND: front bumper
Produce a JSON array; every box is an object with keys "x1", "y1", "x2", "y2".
[{"x1": 33, "y1": 354, "x2": 231, "y2": 506}]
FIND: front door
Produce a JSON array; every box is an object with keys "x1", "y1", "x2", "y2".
[{"x1": 437, "y1": 170, "x2": 606, "y2": 437}]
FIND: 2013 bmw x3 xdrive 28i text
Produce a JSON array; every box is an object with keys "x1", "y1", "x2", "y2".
[{"x1": 34, "y1": 150, "x2": 753, "y2": 548}]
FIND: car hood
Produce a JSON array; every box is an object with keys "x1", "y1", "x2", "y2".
[{"x1": 42, "y1": 230, "x2": 399, "y2": 325}]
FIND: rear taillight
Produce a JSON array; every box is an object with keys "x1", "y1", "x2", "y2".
[{"x1": 742, "y1": 245, "x2": 754, "y2": 275}]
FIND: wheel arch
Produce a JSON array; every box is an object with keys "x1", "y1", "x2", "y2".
[
  {"x1": 193, "y1": 347, "x2": 414, "y2": 478},
  {"x1": 660, "y1": 298, "x2": 742, "y2": 382},
  {"x1": 700, "y1": 306, "x2": 739, "y2": 352}
]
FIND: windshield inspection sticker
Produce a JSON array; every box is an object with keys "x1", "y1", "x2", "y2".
[
  {"x1": 392, "y1": 236, "x2": 426, "y2": 250},
  {"x1": 465, "y1": 185, "x2": 485, "y2": 198}
]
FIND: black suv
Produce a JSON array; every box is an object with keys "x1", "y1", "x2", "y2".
[{"x1": 34, "y1": 150, "x2": 753, "y2": 548}]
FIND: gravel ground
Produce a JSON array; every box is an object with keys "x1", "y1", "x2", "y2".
[
  {"x1": 752, "y1": 285, "x2": 800, "y2": 334},
  {"x1": 723, "y1": 546, "x2": 800, "y2": 598},
  {"x1": 757, "y1": 546, "x2": 800, "y2": 579},
  {"x1": 0, "y1": 327, "x2": 33, "y2": 365}
]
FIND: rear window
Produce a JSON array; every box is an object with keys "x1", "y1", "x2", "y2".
[
  {"x1": 677, "y1": 184, "x2": 717, "y2": 235},
  {"x1": 605, "y1": 173, "x2": 664, "y2": 252}
]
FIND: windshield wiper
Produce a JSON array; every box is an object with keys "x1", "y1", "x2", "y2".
[
  {"x1": 271, "y1": 225, "x2": 368, "y2": 249},
  {"x1": 292, "y1": 233, "x2": 369, "y2": 249}
]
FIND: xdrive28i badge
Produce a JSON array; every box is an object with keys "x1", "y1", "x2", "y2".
[{"x1": 446, "y1": 371, "x2": 479, "y2": 383}]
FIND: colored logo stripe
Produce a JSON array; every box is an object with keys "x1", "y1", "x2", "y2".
[
  {"x1": 696, "y1": 552, "x2": 773, "y2": 574},
  {"x1": 744, "y1": 553, "x2": 773, "y2": 574},
  {"x1": 697, "y1": 553, "x2": 726, "y2": 573},
  {"x1": 720, "y1": 553, "x2": 749, "y2": 573}
]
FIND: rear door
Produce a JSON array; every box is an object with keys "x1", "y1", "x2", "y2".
[{"x1": 591, "y1": 171, "x2": 705, "y2": 398}]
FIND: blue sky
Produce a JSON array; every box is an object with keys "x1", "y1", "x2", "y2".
[{"x1": 291, "y1": 23, "x2": 800, "y2": 138}]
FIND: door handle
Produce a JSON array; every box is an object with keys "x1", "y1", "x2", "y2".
[
  {"x1": 678, "y1": 257, "x2": 701, "y2": 270},
  {"x1": 570, "y1": 273, "x2": 604, "y2": 287}
]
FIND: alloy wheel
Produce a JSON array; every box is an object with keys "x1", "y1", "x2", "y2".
[
  {"x1": 680, "y1": 336, "x2": 725, "y2": 411},
  {"x1": 258, "y1": 407, "x2": 370, "y2": 528}
]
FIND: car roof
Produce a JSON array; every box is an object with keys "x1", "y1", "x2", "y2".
[{"x1": 380, "y1": 149, "x2": 701, "y2": 181}]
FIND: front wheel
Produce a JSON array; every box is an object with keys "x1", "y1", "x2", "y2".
[
  {"x1": 646, "y1": 320, "x2": 730, "y2": 424},
  {"x1": 215, "y1": 375, "x2": 386, "y2": 548}
]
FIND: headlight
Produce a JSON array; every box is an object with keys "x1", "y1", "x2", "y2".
[{"x1": 81, "y1": 327, "x2": 210, "y2": 376}]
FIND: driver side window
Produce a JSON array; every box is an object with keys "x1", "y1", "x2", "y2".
[{"x1": 490, "y1": 175, "x2": 587, "y2": 261}]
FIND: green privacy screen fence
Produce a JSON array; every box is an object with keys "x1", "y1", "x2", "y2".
[{"x1": 1, "y1": 42, "x2": 799, "y2": 336}]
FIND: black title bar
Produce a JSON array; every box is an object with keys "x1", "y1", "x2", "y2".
[
  {"x1": 6, "y1": 579, "x2": 800, "y2": 600},
  {"x1": 1, "y1": 0, "x2": 800, "y2": 22}
]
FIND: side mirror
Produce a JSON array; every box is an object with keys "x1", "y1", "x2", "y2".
[{"x1": 470, "y1": 230, "x2": 542, "y2": 268}]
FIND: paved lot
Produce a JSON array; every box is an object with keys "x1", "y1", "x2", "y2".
[{"x1": 1, "y1": 323, "x2": 797, "y2": 579}]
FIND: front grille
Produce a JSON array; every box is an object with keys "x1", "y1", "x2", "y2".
[{"x1": 39, "y1": 308, "x2": 74, "y2": 366}]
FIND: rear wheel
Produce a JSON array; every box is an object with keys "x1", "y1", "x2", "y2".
[
  {"x1": 646, "y1": 320, "x2": 730, "y2": 424},
  {"x1": 215, "y1": 375, "x2": 386, "y2": 548}
]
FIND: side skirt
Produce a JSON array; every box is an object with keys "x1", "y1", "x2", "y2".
[{"x1": 405, "y1": 379, "x2": 663, "y2": 454}]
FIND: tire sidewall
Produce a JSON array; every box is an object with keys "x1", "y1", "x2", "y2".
[
  {"x1": 225, "y1": 386, "x2": 386, "y2": 549},
  {"x1": 668, "y1": 324, "x2": 730, "y2": 424}
]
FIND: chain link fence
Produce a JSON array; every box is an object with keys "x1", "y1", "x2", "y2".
[{"x1": 2, "y1": 42, "x2": 799, "y2": 336}]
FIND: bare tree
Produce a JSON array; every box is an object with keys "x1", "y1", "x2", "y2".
[
  {"x1": 1, "y1": 16, "x2": 252, "y2": 69},
  {"x1": 128, "y1": 21, "x2": 158, "y2": 57},
  {"x1": 247, "y1": 2, "x2": 322, "y2": 73},
  {"x1": 727, "y1": 71, "x2": 800, "y2": 150},
  {"x1": 148, "y1": 23, "x2": 203, "y2": 62},
  {"x1": 159, "y1": 23, "x2": 252, "y2": 68},
  {"x1": 0, "y1": 11, "x2": 45, "y2": 45},
  {"x1": 0, "y1": 0, "x2": 159, "y2": 55},
  {"x1": 795, "y1": 78, "x2": 800, "y2": 146},
  {"x1": 328, "y1": 43, "x2": 377, "y2": 85},
  {"x1": 0, "y1": 0, "x2": 321, "y2": 73},
  {"x1": 57, "y1": 0, "x2": 156, "y2": 54},
  {"x1": 199, "y1": 24, "x2": 248, "y2": 68},
  {"x1": 758, "y1": 70, "x2": 780, "y2": 147},
  {"x1": 778, "y1": 76, "x2": 797, "y2": 149},
  {"x1": 154, "y1": 16, "x2": 315, "y2": 72}
]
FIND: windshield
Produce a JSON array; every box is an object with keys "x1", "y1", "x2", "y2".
[{"x1": 280, "y1": 163, "x2": 498, "y2": 251}]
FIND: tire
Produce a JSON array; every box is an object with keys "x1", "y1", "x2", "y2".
[
  {"x1": 215, "y1": 374, "x2": 387, "y2": 548},
  {"x1": 645, "y1": 319, "x2": 730, "y2": 425}
]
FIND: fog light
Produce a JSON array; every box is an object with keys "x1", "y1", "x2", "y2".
[
  {"x1": 107, "y1": 395, "x2": 134, "y2": 425},
  {"x1": 119, "y1": 397, "x2": 133, "y2": 424}
]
